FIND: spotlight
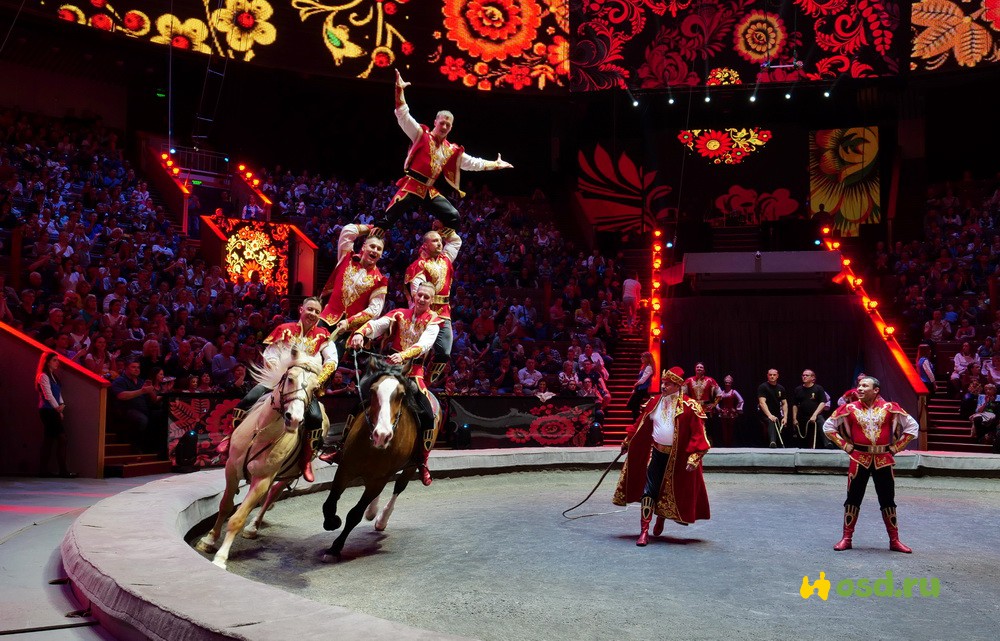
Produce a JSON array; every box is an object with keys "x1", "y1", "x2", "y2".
[
  {"x1": 665, "y1": 241, "x2": 674, "y2": 249},
  {"x1": 653, "y1": 229, "x2": 663, "y2": 237},
  {"x1": 866, "y1": 300, "x2": 879, "y2": 312},
  {"x1": 842, "y1": 258, "x2": 851, "y2": 266},
  {"x1": 651, "y1": 326, "x2": 662, "y2": 337},
  {"x1": 823, "y1": 91, "x2": 831, "y2": 98},
  {"x1": 625, "y1": 87, "x2": 639, "y2": 107},
  {"x1": 704, "y1": 95, "x2": 711, "y2": 103},
  {"x1": 814, "y1": 239, "x2": 822, "y2": 246},
  {"x1": 169, "y1": 148, "x2": 176, "y2": 154},
  {"x1": 172, "y1": 167, "x2": 180, "y2": 175},
  {"x1": 822, "y1": 226, "x2": 831, "y2": 234},
  {"x1": 160, "y1": 153, "x2": 168, "y2": 161},
  {"x1": 749, "y1": 95, "x2": 756, "y2": 103},
  {"x1": 832, "y1": 241, "x2": 841, "y2": 249},
  {"x1": 784, "y1": 93, "x2": 791, "y2": 100},
  {"x1": 238, "y1": 164, "x2": 246, "y2": 172},
  {"x1": 668, "y1": 97, "x2": 675, "y2": 105},
  {"x1": 224, "y1": 156, "x2": 230, "y2": 162},
  {"x1": 653, "y1": 259, "x2": 662, "y2": 269},
  {"x1": 653, "y1": 243, "x2": 663, "y2": 252},
  {"x1": 245, "y1": 171, "x2": 253, "y2": 179},
  {"x1": 883, "y1": 326, "x2": 895, "y2": 340}
]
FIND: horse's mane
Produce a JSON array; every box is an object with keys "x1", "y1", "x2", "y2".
[
  {"x1": 250, "y1": 344, "x2": 323, "y2": 390},
  {"x1": 358, "y1": 357, "x2": 407, "y2": 400}
]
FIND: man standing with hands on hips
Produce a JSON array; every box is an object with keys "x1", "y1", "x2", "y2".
[
  {"x1": 823, "y1": 376, "x2": 918, "y2": 553},
  {"x1": 613, "y1": 366, "x2": 712, "y2": 546}
]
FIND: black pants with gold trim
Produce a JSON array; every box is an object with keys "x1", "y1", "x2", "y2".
[
  {"x1": 643, "y1": 448, "x2": 671, "y2": 498},
  {"x1": 845, "y1": 463, "x2": 895, "y2": 510},
  {"x1": 380, "y1": 191, "x2": 460, "y2": 230}
]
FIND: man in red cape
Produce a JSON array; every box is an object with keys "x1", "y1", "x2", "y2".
[{"x1": 613, "y1": 366, "x2": 711, "y2": 546}]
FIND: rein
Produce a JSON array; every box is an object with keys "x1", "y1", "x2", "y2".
[{"x1": 351, "y1": 349, "x2": 405, "y2": 440}]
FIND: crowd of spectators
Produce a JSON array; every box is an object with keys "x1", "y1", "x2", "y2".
[
  {"x1": 871, "y1": 175, "x2": 1000, "y2": 446},
  {"x1": 2, "y1": 108, "x2": 634, "y2": 451}
]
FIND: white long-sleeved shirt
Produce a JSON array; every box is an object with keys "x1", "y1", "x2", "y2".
[
  {"x1": 395, "y1": 105, "x2": 495, "y2": 173},
  {"x1": 37, "y1": 373, "x2": 63, "y2": 409}
]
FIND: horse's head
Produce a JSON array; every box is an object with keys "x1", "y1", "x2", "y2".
[
  {"x1": 272, "y1": 358, "x2": 319, "y2": 432},
  {"x1": 369, "y1": 374, "x2": 406, "y2": 449}
]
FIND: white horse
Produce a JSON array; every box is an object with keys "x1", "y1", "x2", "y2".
[{"x1": 196, "y1": 347, "x2": 327, "y2": 569}]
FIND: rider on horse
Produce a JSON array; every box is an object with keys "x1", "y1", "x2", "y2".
[
  {"x1": 232, "y1": 296, "x2": 338, "y2": 482},
  {"x1": 347, "y1": 281, "x2": 442, "y2": 486}
]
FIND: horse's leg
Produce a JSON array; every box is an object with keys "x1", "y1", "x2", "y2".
[
  {"x1": 323, "y1": 481, "x2": 386, "y2": 562},
  {"x1": 322, "y1": 476, "x2": 346, "y2": 531},
  {"x1": 375, "y1": 470, "x2": 414, "y2": 531},
  {"x1": 364, "y1": 494, "x2": 381, "y2": 522},
  {"x1": 244, "y1": 478, "x2": 290, "y2": 539},
  {"x1": 212, "y1": 476, "x2": 272, "y2": 570},
  {"x1": 196, "y1": 464, "x2": 240, "y2": 553}
]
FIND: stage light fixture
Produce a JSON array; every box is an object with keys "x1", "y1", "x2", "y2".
[
  {"x1": 625, "y1": 88, "x2": 639, "y2": 107},
  {"x1": 866, "y1": 300, "x2": 879, "y2": 312},
  {"x1": 165, "y1": 160, "x2": 173, "y2": 167},
  {"x1": 814, "y1": 239, "x2": 822, "y2": 246},
  {"x1": 245, "y1": 171, "x2": 253, "y2": 179},
  {"x1": 832, "y1": 241, "x2": 841, "y2": 249},
  {"x1": 749, "y1": 95, "x2": 756, "y2": 103},
  {"x1": 653, "y1": 259, "x2": 662, "y2": 269},
  {"x1": 238, "y1": 164, "x2": 246, "y2": 172},
  {"x1": 653, "y1": 243, "x2": 663, "y2": 252},
  {"x1": 704, "y1": 94, "x2": 711, "y2": 103},
  {"x1": 172, "y1": 167, "x2": 180, "y2": 175},
  {"x1": 665, "y1": 241, "x2": 674, "y2": 249},
  {"x1": 842, "y1": 258, "x2": 851, "y2": 266},
  {"x1": 822, "y1": 226, "x2": 831, "y2": 234},
  {"x1": 883, "y1": 326, "x2": 895, "y2": 339},
  {"x1": 170, "y1": 148, "x2": 176, "y2": 154},
  {"x1": 785, "y1": 93, "x2": 791, "y2": 100},
  {"x1": 654, "y1": 229, "x2": 663, "y2": 237},
  {"x1": 823, "y1": 91, "x2": 831, "y2": 98},
  {"x1": 160, "y1": 153, "x2": 168, "y2": 161},
  {"x1": 668, "y1": 97, "x2": 675, "y2": 105},
  {"x1": 253, "y1": 179, "x2": 260, "y2": 186},
  {"x1": 224, "y1": 156, "x2": 230, "y2": 162},
  {"x1": 651, "y1": 326, "x2": 662, "y2": 337},
  {"x1": 652, "y1": 280, "x2": 661, "y2": 289}
]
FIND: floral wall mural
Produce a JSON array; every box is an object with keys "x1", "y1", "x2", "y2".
[
  {"x1": 576, "y1": 143, "x2": 673, "y2": 232},
  {"x1": 25, "y1": 0, "x2": 569, "y2": 91},
  {"x1": 569, "y1": 0, "x2": 904, "y2": 92},
  {"x1": 215, "y1": 218, "x2": 292, "y2": 294},
  {"x1": 911, "y1": 0, "x2": 1000, "y2": 71},
  {"x1": 678, "y1": 128, "x2": 772, "y2": 165},
  {"x1": 808, "y1": 127, "x2": 881, "y2": 237}
]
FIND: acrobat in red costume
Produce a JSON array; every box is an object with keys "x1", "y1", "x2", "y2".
[
  {"x1": 377, "y1": 70, "x2": 513, "y2": 232},
  {"x1": 823, "y1": 376, "x2": 918, "y2": 553}
]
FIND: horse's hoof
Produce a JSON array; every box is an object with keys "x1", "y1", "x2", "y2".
[
  {"x1": 211, "y1": 558, "x2": 228, "y2": 570},
  {"x1": 242, "y1": 527, "x2": 258, "y2": 540},
  {"x1": 374, "y1": 521, "x2": 387, "y2": 532},
  {"x1": 320, "y1": 553, "x2": 341, "y2": 564},
  {"x1": 195, "y1": 539, "x2": 217, "y2": 553},
  {"x1": 323, "y1": 515, "x2": 342, "y2": 531}
]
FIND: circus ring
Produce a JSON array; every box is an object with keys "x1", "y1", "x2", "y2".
[{"x1": 62, "y1": 449, "x2": 1000, "y2": 641}]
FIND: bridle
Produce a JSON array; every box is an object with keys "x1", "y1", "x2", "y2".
[
  {"x1": 352, "y1": 349, "x2": 405, "y2": 442},
  {"x1": 270, "y1": 363, "x2": 319, "y2": 420}
]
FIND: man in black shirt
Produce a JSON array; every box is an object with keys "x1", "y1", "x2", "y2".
[
  {"x1": 792, "y1": 369, "x2": 830, "y2": 449},
  {"x1": 757, "y1": 368, "x2": 787, "y2": 447}
]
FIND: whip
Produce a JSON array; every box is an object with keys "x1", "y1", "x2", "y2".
[{"x1": 562, "y1": 450, "x2": 628, "y2": 520}]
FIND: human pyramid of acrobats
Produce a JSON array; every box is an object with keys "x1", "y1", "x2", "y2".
[
  {"x1": 230, "y1": 69, "x2": 512, "y2": 489},
  {"x1": 230, "y1": 70, "x2": 918, "y2": 555}
]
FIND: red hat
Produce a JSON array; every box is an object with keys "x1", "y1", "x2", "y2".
[{"x1": 663, "y1": 366, "x2": 685, "y2": 385}]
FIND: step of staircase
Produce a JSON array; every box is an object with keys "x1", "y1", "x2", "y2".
[{"x1": 104, "y1": 459, "x2": 174, "y2": 478}]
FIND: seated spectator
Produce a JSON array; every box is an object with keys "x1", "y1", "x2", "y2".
[
  {"x1": 960, "y1": 379, "x2": 982, "y2": 420},
  {"x1": 210, "y1": 341, "x2": 238, "y2": 386},
  {"x1": 534, "y1": 380, "x2": 556, "y2": 402},
  {"x1": 492, "y1": 356, "x2": 517, "y2": 394},
  {"x1": 923, "y1": 309, "x2": 952, "y2": 344},
  {"x1": 954, "y1": 318, "x2": 976, "y2": 341},
  {"x1": 970, "y1": 383, "x2": 1000, "y2": 442},
  {"x1": 959, "y1": 362, "x2": 987, "y2": 397},
  {"x1": 110, "y1": 358, "x2": 157, "y2": 452},
  {"x1": 978, "y1": 336, "x2": 994, "y2": 359},
  {"x1": 517, "y1": 358, "x2": 544, "y2": 391},
  {"x1": 950, "y1": 342, "x2": 980, "y2": 394}
]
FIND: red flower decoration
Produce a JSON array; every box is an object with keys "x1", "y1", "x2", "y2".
[
  {"x1": 440, "y1": 55, "x2": 466, "y2": 81},
  {"x1": 987, "y1": 0, "x2": 1000, "y2": 30},
  {"x1": 401, "y1": 41, "x2": 414, "y2": 55},
  {"x1": 529, "y1": 414, "x2": 575, "y2": 445},
  {"x1": 505, "y1": 65, "x2": 532, "y2": 89},
  {"x1": 123, "y1": 11, "x2": 146, "y2": 32},
  {"x1": 90, "y1": 14, "x2": 113, "y2": 31},
  {"x1": 758, "y1": 130, "x2": 772, "y2": 142},
  {"x1": 90, "y1": 0, "x2": 106, "y2": 7},
  {"x1": 236, "y1": 12, "x2": 256, "y2": 29},
  {"x1": 385, "y1": 2, "x2": 398, "y2": 14},
  {"x1": 694, "y1": 131, "x2": 733, "y2": 159},
  {"x1": 374, "y1": 51, "x2": 391, "y2": 67},
  {"x1": 678, "y1": 131, "x2": 694, "y2": 145}
]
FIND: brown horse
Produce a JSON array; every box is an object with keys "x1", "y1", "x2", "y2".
[{"x1": 320, "y1": 360, "x2": 440, "y2": 562}]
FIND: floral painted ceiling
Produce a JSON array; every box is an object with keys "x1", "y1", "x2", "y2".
[
  {"x1": 19, "y1": 0, "x2": 569, "y2": 92},
  {"x1": 569, "y1": 0, "x2": 905, "y2": 91}
]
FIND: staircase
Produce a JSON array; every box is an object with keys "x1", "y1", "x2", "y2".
[
  {"x1": 103, "y1": 431, "x2": 173, "y2": 478},
  {"x1": 711, "y1": 226, "x2": 760, "y2": 252},
  {"x1": 898, "y1": 344, "x2": 993, "y2": 453},
  {"x1": 601, "y1": 332, "x2": 647, "y2": 445}
]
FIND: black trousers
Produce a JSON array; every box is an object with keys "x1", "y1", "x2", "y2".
[
  {"x1": 379, "y1": 192, "x2": 460, "y2": 230},
  {"x1": 845, "y1": 462, "x2": 896, "y2": 510}
]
